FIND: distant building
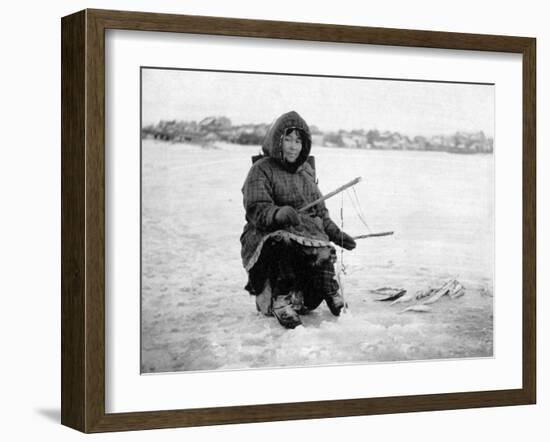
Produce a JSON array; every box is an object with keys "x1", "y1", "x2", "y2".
[
  {"x1": 199, "y1": 116, "x2": 232, "y2": 131},
  {"x1": 143, "y1": 116, "x2": 493, "y2": 154}
]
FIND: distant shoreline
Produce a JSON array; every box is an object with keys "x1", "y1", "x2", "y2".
[
  {"x1": 142, "y1": 135, "x2": 495, "y2": 155},
  {"x1": 143, "y1": 116, "x2": 494, "y2": 155}
]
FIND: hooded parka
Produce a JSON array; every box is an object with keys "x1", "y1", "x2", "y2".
[{"x1": 240, "y1": 111, "x2": 343, "y2": 277}]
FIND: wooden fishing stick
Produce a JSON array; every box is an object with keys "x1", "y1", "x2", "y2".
[
  {"x1": 353, "y1": 231, "x2": 394, "y2": 240},
  {"x1": 298, "y1": 177, "x2": 362, "y2": 212}
]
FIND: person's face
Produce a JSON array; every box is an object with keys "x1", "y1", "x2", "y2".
[{"x1": 282, "y1": 129, "x2": 302, "y2": 163}]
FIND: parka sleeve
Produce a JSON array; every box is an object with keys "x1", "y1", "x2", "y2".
[
  {"x1": 317, "y1": 200, "x2": 343, "y2": 242},
  {"x1": 242, "y1": 165, "x2": 280, "y2": 230}
]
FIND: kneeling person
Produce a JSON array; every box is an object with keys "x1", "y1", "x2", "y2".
[{"x1": 240, "y1": 111, "x2": 356, "y2": 328}]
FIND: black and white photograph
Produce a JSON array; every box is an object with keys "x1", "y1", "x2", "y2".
[
  {"x1": 140, "y1": 67, "x2": 494, "y2": 374},
  {"x1": 4, "y1": 0, "x2": 545, "y2": 439}
]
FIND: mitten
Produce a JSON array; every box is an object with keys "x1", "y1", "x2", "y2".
[
  {"x1": 275, "y1": 206, "x2": 300, "y2": 227},
  {"x1": 333, "y1": 231, "x2": 356, "y2": 250}
]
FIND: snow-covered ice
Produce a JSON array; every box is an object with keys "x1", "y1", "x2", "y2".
[{"x1": 141, "y1": 139, "x2": 493, "y2": 373}]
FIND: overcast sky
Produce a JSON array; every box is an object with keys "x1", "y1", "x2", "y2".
[{"x1": 142, "y1": 68, "x2": 494, "y2": 137}]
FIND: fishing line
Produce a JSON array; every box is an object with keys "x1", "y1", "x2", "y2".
[
  {"x1": 339, "y1": 191, "x2": 346, "y2": 275},
  {"x1": 345, "y1": 188, "x2": 372, "y2": 233},
  {"x1": 337, "y1": 191, "x2": 348, "y2": 312},
  {"x1": 352, "y1": 187, "x2": 373, "y2": 232}
]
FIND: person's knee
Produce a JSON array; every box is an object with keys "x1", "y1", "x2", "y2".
[{"x1": 310, "y1": 267, "x2": 339, "y2": 294}]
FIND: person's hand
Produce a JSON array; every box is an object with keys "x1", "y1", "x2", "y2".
[
  {"x1": 275, "y1": 206, "x2": 300, "y2": 227},
  {"x1": 336, "y1": 231, "x2": 356, "y2": 250}
]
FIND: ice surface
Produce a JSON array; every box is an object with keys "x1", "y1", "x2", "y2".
[{"x1": 141, "y1": 139, "x2": 493, "y2": 373}]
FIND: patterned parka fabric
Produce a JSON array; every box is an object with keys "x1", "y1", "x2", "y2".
[{"x1": 240, "y1": 111, "x2": 343, "y2": 273}]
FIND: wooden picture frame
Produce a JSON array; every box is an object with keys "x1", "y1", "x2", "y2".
[{"x1": 61, "y1": 8, "x2": 536, "y2": 433}]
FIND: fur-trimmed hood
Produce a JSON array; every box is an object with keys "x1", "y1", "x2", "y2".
[{"x1": 261, "y1": 110, "x2": 312, "y2": 170}]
